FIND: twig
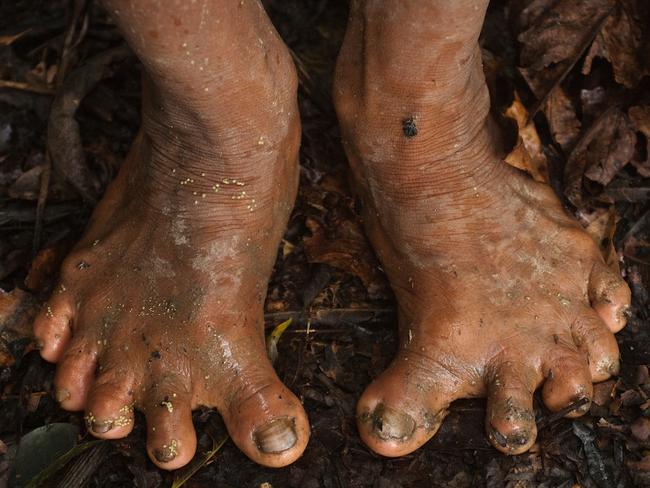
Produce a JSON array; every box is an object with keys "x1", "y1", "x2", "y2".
[
  {"x1": 32, "y1": 152, "x2": 52, "y2": 255},
  {"x1": 537, "y1": 397, "x2": 590, "y2": 429},
  {"x1": 0, "y1": 80, "x2": 55, "y2": 95},
  {"x1": 263, "y1": 307, "x2": 395, "y2": 327}
]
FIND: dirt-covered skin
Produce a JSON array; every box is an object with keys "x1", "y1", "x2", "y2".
[
  {"x1": 33, "y1": 0, "x2": 309, "y2": 470},
  {"x1": 333, "y1": 0, "x2": 631, "y2": 456}
]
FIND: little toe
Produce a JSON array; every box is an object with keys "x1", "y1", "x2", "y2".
[
  {"x1": 218, "y1": 364, "x2": 310, "y2": 468},
  {"x1": 589, "y1": 262, "x2": 631, "y2": 333},
  {"x1": 356, "y1": 353, "x2": 459, "y2": 457},
  {"x1": 542, "y1": 344, "x2": 592, "y2": 417},
  {"x1": 485, "y1": 362, "x2": 540, "y2": 455},
  {"x1": 571, "y1": 308, "x2": 620, "y2": 382},
  {"x1": 53, "y1": 337, "x2": 98, "y2": 411},
  {"x1": 33, "y1": 293, "x2": 73, "y2": 363},
  {"x1": 143, "y1": 377, "x2": 196, "y2": 470},
  {"x1": 85, "y1": 369, "x2": 136, "y2": 439}
]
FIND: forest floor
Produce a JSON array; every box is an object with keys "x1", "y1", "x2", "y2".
[{"x1": 0, "y1": 0, "x2": 649, "y2": 486}]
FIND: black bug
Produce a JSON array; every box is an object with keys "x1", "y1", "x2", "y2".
[{"x1": 402, "y1": 117, "x2": 418, "y2": 138}]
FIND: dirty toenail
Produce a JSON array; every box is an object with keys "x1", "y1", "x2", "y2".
[
  {"x1": 489, "y1": 427, "x2": 530, "y2": 449},
  {"x1": 253, "y1": 417, "x2": 297, "y2": 454},
  {"x1": 369, "y1": 404, "x2": 416, "y2": 442},
  {"x1": 153, "y1": 439, "x2": 178, "y2": 463},
  {"x1": 55, "y1": 388, "x2": 70, "y2": 403},
  {"x1": 91, "y1": 420, "x2": 113, "y2": 434}
]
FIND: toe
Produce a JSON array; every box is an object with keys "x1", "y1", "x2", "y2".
[
  {"x1": 143, "y1": 376, "x2": 197, "y2": 470},
  {"x1": 218, "y1": 364, "x2": 310, "y2": 468},
  {"x1": 356, "y1": 352, "x2": 460, "y2": 457},
  {"x1": 571, "y1": 308, "x2": 620, "y2": 382},
  {"x1": 33, "y1": 293, "x2": 73, "y2": 363},
  {"x1": 53, "y1": 337, "x2": 98, "y2": 411},
  {"x1": 542, "y1": 343, "x2": 592, "y2": 417},
  {"x1": 485, "y1": 361, "x2": 540, "y2": 455},
  {"x1": 85, "y1": 368, "x2": 136, "y2": 439},
  {"x1": 589, "y1": 262, "x2": 631, "y2": 333}
]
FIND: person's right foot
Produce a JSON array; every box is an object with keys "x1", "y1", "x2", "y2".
[{"x1": 34, "y1": 0, "x2": 309, "y2": 469}]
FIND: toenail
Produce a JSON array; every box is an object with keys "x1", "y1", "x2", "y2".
[
  {"x1": 55, "y1": 388, "x2": 70, "y2": 403},
  {"x1": 91, "y1": 420, "x2": 114, "y2": 434},
  {"x1": 253, "y1": 417, "x2": 297, "y2": 454},
  {"x1": 153, "y1": 439, "x2": 178, "y2": 463},
  {"x1": 489, "y1": 427, "x2": 531, "y2": 449},
  {"x1": 368, "y1": 404, "x2": 416, "y2": 442}
]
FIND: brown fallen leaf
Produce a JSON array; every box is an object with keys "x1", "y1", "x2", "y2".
[
  {"x1": 583, "y1": 207, "x2": 620, "y2": 272},
  {"x1": 0, "y1": 288, "x2": 39, "y2": 367},
  {"x1": 583, "y1": 0, "x2": 650, "y2": 89},
  {"x1": 565, "y1": 106, "x2": 635, "y2": 205},
  {"x1": 629, "y1": 105, "x2": 650, "y2": 177},
  {"x1": 503, "y1": 93, "x2": 549, "y2": 183},
  {"x1": 515, "y1": 0, "x2": 613, "y2": 97},
  {"x1": 583, "y1": 109, "x2": 636, "y2": 186},
  {"x1": 543, "y1": 87, "x2": 581, "y2": 152},
  {"x1": 303, "y1": 217, "x2": 386, "y2": 299},
  {"x1": 630, "y1": 417, "x2": 650, "y2": 442},
  {"x1": 24, "y1": 243, "x2": 71, "y2": 292}
]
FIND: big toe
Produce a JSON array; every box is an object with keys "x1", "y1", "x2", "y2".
[
  {"x1": 218, "y1": 366, "x2": 310, "y2": 468},
  {"x1": 356, "y1": 352, "x2": 459, "y2": 457}
]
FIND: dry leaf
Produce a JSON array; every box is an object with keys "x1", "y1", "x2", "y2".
[
  {"x1": 584, "y1": 207, "x2": 620, "y2": 272},
  {"x1": 565, "y1": 106, "x2": 636, "y2": 205},
  {"x1": 516, "y1": 0, "x2": 613, "y2": 97},
  {"x1": 0, "y1": 288, "x2": 39, "y2": 367},
  {"x1": 503, "y1": 94, "x2": 549, "y2": 183},
  {"x1": 583, "y1": 0, "x2": 650, "y2": 88},
  {"x1": 544, "y1": 87, "x2": 581, "y2": 152},
  {"x1": 628, "y1": 105, "x2": 650, "y2": 177},
  {"x1": 303, "y1": 217, "x2": 385, "y2": 299}
]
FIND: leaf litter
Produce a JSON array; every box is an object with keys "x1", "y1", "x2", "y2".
[{"x1": 0, "y1": 0, "x2": 648, "y2": 486}]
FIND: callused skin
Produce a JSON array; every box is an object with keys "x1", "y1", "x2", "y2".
[
  {"x1": 33, "y1": 0, "x2": 310, "y2": 470},
  {"x1": 333, "y1": 0, "x2": 631, "y2": 455}
]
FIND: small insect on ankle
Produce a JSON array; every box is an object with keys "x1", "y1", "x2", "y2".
[{"x1": 402, "y1": 116, "x2": 418, "y2": 138}]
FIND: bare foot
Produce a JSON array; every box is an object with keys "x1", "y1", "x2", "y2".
[
  {"x1": 334, "y1": 0, "x2": 631, "y2": 456},
  {"x1": 34, "y1": 0, "x2": 309, "y2": 469}
]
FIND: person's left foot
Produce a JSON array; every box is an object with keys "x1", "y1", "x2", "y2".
[{"x1": 333, "y1": 0, "x2": 631, "y2": 456}]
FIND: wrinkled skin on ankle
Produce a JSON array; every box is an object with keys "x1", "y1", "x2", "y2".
[{"x1": 334, "y1": 0, "x2": 630, "y2": 456}]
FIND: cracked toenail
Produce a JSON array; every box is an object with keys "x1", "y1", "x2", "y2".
[
  {"x1": 55, "y1": 389, "x2": 70, "y2": 403},
  {"x1": 253, "y1": 417, "x2": 297, "y2": 454},
  {"x1": 370, "y1": 404, "x2": 416, "y2": 441},
  {"x1": 91, "y1": 420, "x2": 113, "y2": 434}
]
